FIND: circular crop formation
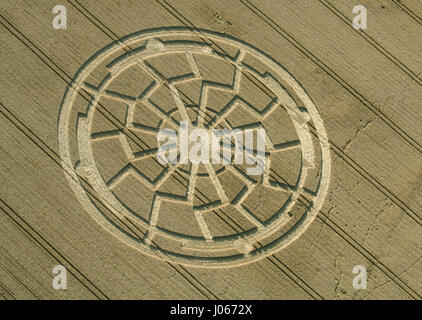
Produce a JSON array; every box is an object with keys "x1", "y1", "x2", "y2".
[{"x1": 58, "y1": 28, "x2": 331, "y2": 267}]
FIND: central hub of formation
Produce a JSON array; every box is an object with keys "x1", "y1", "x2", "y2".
[
  {"x1": 157, "y1": 121, "x2": 266, "y2": 175},
  {"x1": 58, "y1": 28, "x2": 331, "y2": 267}
]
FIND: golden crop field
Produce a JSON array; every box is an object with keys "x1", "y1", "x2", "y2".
[{"x1": 0, "y1": 0, "x2": 421, "y2": 300}]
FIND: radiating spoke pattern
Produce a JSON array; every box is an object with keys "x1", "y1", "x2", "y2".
[
  {"x1": 86, "y1": 43, "x2": 313, "y2": 246},
  {"x1": 62, "y1": 30, "x2": 330, "y2": 267}
]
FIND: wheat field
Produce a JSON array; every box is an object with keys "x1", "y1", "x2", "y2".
[{"x1": 0, "y1": 0, "x2": 421, "y2": 300}]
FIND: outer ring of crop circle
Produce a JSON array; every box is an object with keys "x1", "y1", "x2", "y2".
[{"x1": 58, "y1": 27, "x2": 331, "y2": 268}]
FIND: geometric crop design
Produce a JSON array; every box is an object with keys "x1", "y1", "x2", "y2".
[{"x1": 58, "y1": 28, "x2": 331, "y2": 267}]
